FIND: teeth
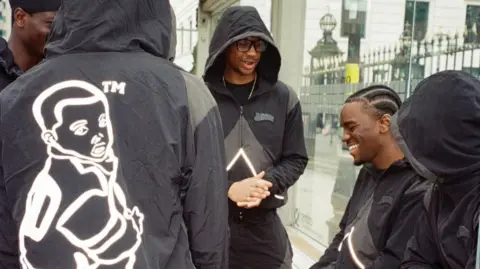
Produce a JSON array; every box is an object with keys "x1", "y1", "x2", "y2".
[{"x1": 348, "y1": 144, "x2": 359, "y2": 151}]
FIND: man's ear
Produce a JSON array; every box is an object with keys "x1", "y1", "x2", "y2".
[
  {"x1": 379, "y1": 114, "x2": 392, "y2": 134},
  {"x1": 42, "y1": 131, "x2": 58, "y2": 145},
  {"x1": 13, "y1": 8, "x2": 28, "y2": 28}
]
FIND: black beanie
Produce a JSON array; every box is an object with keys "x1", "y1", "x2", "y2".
[{"x1": 9, "y1": 0, "x2": 61, "y2": 13}]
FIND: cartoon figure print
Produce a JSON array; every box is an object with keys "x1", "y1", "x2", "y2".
[{"x1": 19, "y1": 80, "x2": 144, "y2": 269}]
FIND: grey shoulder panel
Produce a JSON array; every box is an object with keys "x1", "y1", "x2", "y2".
[
  {"x1": 181, "y1": 71, "x2": 217, "y2": 130},
  {"x1": 285, "y1": 84, "x2": 299, "y2": 113}
]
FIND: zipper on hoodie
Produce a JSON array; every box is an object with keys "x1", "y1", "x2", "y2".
[{"x1": 239, "y1": 105, "x2": 244, "y2": 148}]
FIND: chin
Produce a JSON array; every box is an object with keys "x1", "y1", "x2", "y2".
[
  {"x1": 240, "y1": 70, "x2": 255, "y2": 76},
  {"x1": 353, "y1": 159, "x2": 365, "y2": 166}
]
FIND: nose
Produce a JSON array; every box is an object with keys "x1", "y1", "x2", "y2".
[
  {"x1": 246, "y1": 46, "x2": 258, "y2": 56},
  {"x1": 90, "y1": 133, "x2": 104, "y2": 144}
]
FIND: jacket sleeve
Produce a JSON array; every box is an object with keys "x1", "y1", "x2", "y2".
[
  {"x1": 309, "y1": 200, "x2": 351, "y2": 269},
  {"x1": 400, "y1": 212, "x2": 439, "y2": 269},
  {"x1": 182, "y1": 74, "x2": 229, "y2": 269},
  {"x1": 0, "y1": 165, "x2": 20, "y2": 269},
  {"x1": 262, "y1": 87, "x2": 308, "y2": 205},
  {"x1": 364, "y1": 180, "x2": 431, "y2": 269},
  {"x1": 309, "y1": 169, "x2": 369, "y2": 269}
]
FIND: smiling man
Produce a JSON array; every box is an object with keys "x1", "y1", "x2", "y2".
[
  {"x1": 203, "y1": 5, "x2": 308, "y2": 269},
  {"x1": 310, "y1": 85, "x2": 430, "y2": 269},
  {"x1": 0, "y1": 0, "x2": 59, "y2": 91}
]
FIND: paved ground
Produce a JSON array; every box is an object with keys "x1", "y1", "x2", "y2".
[
  {"x1": 292, "y1": 246, "x2": 316, "y2": 269},
  {"x1": 288, "y1": 226, "x2": 326, "y2": 269}
]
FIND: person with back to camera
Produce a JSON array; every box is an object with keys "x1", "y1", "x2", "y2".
[
  {"x1": 0, "y1": 0, "x2": 229, "y2": 268},
  {"x1": 398, "y1": 71, "x2": 480, "y2": 269}
]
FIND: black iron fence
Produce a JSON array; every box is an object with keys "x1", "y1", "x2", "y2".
[
  {"x1": 304, "y1": 32, "x2": 480, "y2": 86},
  {"x1": 176, "y1": 27, "x2": 197, "y2": 57}
]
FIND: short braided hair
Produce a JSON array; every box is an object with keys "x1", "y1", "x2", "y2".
[{"x1": 345, "y1": 85, "x2": 402, "y2": 117}]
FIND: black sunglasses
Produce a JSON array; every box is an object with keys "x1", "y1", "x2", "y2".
[{"x1": 235, "y1": 39, "x2": 267, "y2": 53}]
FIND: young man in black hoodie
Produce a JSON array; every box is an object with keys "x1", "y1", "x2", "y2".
[
  {"x1": 203, "y1": 6, "x2": 309, "y2": 269},
  {"x1": 396, "y1": 71, "x2": 480, "y2": 269},
  {"x1": 310, "y1": 85, "x2": 430, "y2": 269},
  {"x1": 0, "y1": 0, "x2": 228, "y2": 268},
  {"x1": 0, "y1": 0, "x2": 59, "y2": 90}
]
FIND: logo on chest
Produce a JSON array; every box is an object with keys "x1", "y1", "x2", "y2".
[{"x1": 254, "y1": 112, "x2": 275, "y2": 123}]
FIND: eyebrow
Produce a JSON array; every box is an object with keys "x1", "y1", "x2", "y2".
[
  {"x1": 69, "y1": 120, "x2": 87, "y2": 131},
  {"x1": 341, "y1": 119, "x2": 357, "y2": 127}
]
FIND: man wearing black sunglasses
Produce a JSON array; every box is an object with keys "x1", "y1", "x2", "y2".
[
  {"x1": 204, "y1": 5, "x2": 308, "y2": 269},
  {"x1": 0, "y1": 0, "x2": 59, "y2": 91}
]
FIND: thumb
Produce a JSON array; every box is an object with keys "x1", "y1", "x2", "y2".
[{"x1": 255, "y1": 171, "x2": 265, "y2": 178}]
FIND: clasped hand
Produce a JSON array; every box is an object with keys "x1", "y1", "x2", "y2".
[{"x1": 228, "y1": 171, "x2": 273, "y2": 209}]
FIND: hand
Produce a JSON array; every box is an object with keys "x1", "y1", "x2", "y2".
[
  {"x1": 236, "y1": 198, "x2": 262, "y2": 209},
  {"x1": 228, "y1": 171, "x2": 272, "y2": 204}
]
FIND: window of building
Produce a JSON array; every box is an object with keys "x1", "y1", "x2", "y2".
[
  {"x1": 403, "y1": 0, "x2": 429, "y2": 41},
  {"x1": 464, "y1": 5, "x2": 480, "y2": 44},
  {"x1": 340, "y1": 0, "x2": 367, "y2": 38}
]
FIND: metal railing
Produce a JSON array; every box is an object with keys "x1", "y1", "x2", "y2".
[
  {"x1": 176, "y1": 27, "x2": 198, "y2": 57},
  {"x1": 305, "y1": 32, "x2": 480, "y2": 85},
  {"x1": 300, "y1": 31, "x2": 480, "y2": 118}
]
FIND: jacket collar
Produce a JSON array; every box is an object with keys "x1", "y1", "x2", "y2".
[
  {"x1": 0, "y1": 38, "x2": 23, "y2": 79},
  {"x1": 363, "y1": 158, "x2": 411, "y2": 179}
]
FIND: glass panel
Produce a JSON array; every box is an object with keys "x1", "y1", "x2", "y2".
[
  {"x1": 295, "y1": 0, "x2": 480, "y2": 259},
  {"x1": 295, "y1": 0, "x2": 419, "y2": 249}
]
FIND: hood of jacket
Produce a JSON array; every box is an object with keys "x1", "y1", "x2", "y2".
[
  {"x1": 391, "y1": 71, "x2": 480, "y2": 184},
  {"x1": 203, "y1": 6, "x2": 281, "y2": 84},
  {"x1": 45, "y1": 0, "x2": 173, "y2": 59},
  {"x1": 0, "y1": 38, "x2": 23, "y2": 79}
]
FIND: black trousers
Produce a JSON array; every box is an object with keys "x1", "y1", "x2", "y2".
[{"x1": 229, "y1": 209, "x2": 293, "y2": 269}]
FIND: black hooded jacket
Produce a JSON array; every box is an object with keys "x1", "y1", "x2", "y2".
[
  {"x1": 394, "y1": 71, "x2": 480, "y2": 269},
  {"x1": 311, "y1": 160, "x2": 430, "y2": 269},
  {"x1": 0, "y1": 38, "x2": 23, "y2": 91},
  {"x1": 0, "y1": 1, "x2": 228, "y2": 269},
  {"x1": 203, "y1": 6, "x2": 308, "y2": 213}
]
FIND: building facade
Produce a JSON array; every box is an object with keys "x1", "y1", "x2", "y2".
[{"x1": 0, "y1": 0, "x2": 11, "y2": 39}]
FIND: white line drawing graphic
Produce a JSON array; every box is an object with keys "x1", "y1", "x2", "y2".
[
  {"x1": 19, "y1": 80, "x2": 144, "y2": 269},
  {"x1": 226, "y1": 148, "x2": 284, "y2": 200}
]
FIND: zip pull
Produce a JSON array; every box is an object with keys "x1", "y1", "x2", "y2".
[{"x1": 239, "y1": 106, "x2": 244, "y2": 147}]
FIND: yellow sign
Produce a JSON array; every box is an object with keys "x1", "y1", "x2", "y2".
[{"x1": 345, "y1": 63, "x2": 360, "y2": 84}]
